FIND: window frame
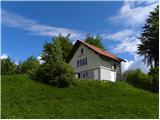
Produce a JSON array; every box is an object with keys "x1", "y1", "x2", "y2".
[{"x1": 81, "y1": 48, "x2": 84, "y2": 54}]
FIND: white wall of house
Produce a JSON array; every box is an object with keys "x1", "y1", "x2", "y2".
[
  {"x1": 99, "y1": 66, "x2": 116, "y2": 82},
  {"x1": 93, "y1": 69, "x2": 99, "y2": 80},
  {"x1": 70, "y1": 44, "x2": 101, "y2": 72},
  {"x1": 69, "y1": 44, "x2": 119, "y2": 82}
]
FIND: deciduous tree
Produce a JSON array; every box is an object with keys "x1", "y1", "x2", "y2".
[{"x1": 85, "y1": 34, "x2": 105, "y2": 50}]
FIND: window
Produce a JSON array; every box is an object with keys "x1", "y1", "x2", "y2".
[
  {"x1": 81, "y1": 48, "x2": 83, "y2": 54},
  {"x1": 77, "y1": 58, "x2": 87, "y2": 67},
  {"x1": 77, "y1": 60, "x2": 79, "y2": 67},
  {"x1": 85, "y1": 57, "x2": 87, "y2": 65},
  {"x1": 83, "y1": 73, "x2": 85, "y2": 78},
  {"x1": 112, "y1": 63, "x2": 116, "y2": 70},
  {"x1": 82, "y1": 59, "x2": 84, "y2": 65},
  {"x1": 82, "y1": 72, "x2": 88, "y2": 78},
  {"x1": 78, "y1": 73, "x2": 80, "y2": 78},
  {"x1": 80, "y1": 59, "x2": 82, "y2": 66}
]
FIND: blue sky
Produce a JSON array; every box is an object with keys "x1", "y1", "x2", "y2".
[{"x1": 1, "y1": 1, "x2": 158, "y2": 72}]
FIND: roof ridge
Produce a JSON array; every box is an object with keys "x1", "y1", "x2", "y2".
[
  {"x1": 66, "y1": 40, "x2": 125, "y2": 62},
  {"x1": 80, "y1": 40, "x2": 118, "y2": 56}
]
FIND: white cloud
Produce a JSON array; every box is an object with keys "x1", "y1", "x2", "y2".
[
  {"x1": 121, "y1": 59, "x2": 133, "y2": 73},
  {"x1": 110, "y1": 0, "x2": 158, "y2": 27},
  {"x1": 106, "y1": 0, "x2": 156, "y2": 73},
  {"x1": 129, "y1": 54, "x2": 149, "y2": 73},
  {"x1": 104, "y1": 29, "x2": 140, "y2": 54},
  {"x1": 37, "y1": 56, "x2": 44, "y2": 64},
  {"x1": 104, "y1": 29, "x2": 134, "y2": 41},
  {"x1": 121, "y1": 54, "x2": 149, "y2": 73},
  {"x1": 112, "y1": 38, "x2": 140, "y2": 53},
  {"x1": 105, "y1": 0, "x2": 158, "y2": 55},
  {"x1": 135, "y1": 0, "x2": 159, "y2": 5},
  {"x1": 1, "y1": 9, "x2": 84, "y2": 40},
  {"x1": 0, "y1": 54, "x2": 8, "y2": 59}
]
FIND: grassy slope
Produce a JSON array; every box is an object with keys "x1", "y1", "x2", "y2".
[{"x1": 1, "y1": 75, "x2": 159, "y2": 119}]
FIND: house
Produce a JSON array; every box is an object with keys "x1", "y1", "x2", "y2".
[{"x1": 66, "y1": 40, "x2": 125, "y2": 82}]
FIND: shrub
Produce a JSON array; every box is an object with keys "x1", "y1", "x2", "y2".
[
  {"x1": 1, "y1": 58, "x2": 17, "y2": 75},
  {"x1": 123, "y1": 69, "x2": 152, "y2": 92},
  {"x1": 18, "y1": 56, "x2": 40, "y2": 76},
  {"x1": 35, "y1": 61, "x2": 75, "y2": 87},
  {"x1": 48, "y1": 61, "x2": 75, "y2": 87}
]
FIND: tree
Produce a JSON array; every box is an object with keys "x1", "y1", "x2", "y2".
[
  {"x1": 137, "y1": 6, "x2": 159, "y2": 67},
  {"x1": 148, "y1": 67, "x2": 159, "y2": 93},
  {"x1": 41, "y1": 38, "x2": 63, "y2": 63},
  {"x1": 1, "y1": 57, "x2": 16, "y2": 75},
  {"x1": 18, "y1": 56, "x2": 40, "y2": 75},
  {"x1": 36, "y1": 37, "x2": 75, "y2": 87},
  {"x1": 53, "y1": 34, "x2": 73, "y2": 61},
  {"x1": 85, "y1": 34, "x2": 105, "y2": 50}
]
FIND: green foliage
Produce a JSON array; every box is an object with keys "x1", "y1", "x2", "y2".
[
  {"x1": 137, "y1": 5, "x2": 159, "y2": 67},
  {"x1": 148, "y1": 67, "x2": 159, "y2": 92},
  {"x1": 36, "y1": 37, "x2": 75, "y2": 87},
  {"x1": 85, "y1": 34, "x2": 105, "y2": 50},
  {"x1": 1, "y1": 58, "x2": 16, "y2": 75},
  {"x1": 35, "y1": 61, "x2": 74, "y2": 87},
  {"x1": 123, "y1": 69, "x2": 158, "y2": 93},
  {"x1": 18, "y1": 56, "x2": 40, "y2": 76},
  {"x1": 1, "y1": 75, "x2": 158, "y2": 118},
  {"x1": 53, "y1": 34, "x2": 73, "y2": 61},
  {"x1": 48, "y1": 61, "x2": 75, "y2": 87},
  {"x1": 41, "y1": 38, "x2": 63, "y2": 63}
]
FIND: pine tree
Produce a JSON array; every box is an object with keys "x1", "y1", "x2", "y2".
[{"x1": 137, "y1": 5, "x2": 159, "y2": 67}]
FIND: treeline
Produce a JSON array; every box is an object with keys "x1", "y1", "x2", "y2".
[
  {"x1": 1, "y1": 56, "x2": 39, "y2": 76},
  {"x1": 123, "y1": 68, "x2": 159, "y2": 93},
  {"x1": 1, "y1": 34, "x2": 104, "y2": 87},
  {"x1": 1, "y1": 34, "x2": 74, "y2": 87}
]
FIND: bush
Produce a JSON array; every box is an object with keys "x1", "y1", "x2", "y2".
[
  {"x1": 123, "y1": 69, "x2": 153, "y2": 92},
  {"x1": 18, "y1": 56, "x2": 40, "y2": 76},
  {"x1": 1, "y1": 58, "x2": 17, "y2": 75},
  {"x1": 35, "y1": 61, "x2": 75, "y2": 87}
]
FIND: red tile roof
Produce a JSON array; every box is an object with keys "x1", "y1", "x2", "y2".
[{"x1": 66, "y1": 40, "x2": 125, "y2": 63}]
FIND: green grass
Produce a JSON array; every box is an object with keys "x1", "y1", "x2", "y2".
[{"x1": 1, "y1": 75, "x2": 159, "y2": 119}]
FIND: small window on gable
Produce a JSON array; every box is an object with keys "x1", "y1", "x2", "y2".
[{"x1": 81, "y1": 48, "x2": 83, "y2": 54}]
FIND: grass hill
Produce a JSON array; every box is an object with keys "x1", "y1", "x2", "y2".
[{"x1": 1, "y1": 75, "x2": 159, "y2": 119}]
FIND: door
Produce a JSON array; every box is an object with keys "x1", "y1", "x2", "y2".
[{"x1": 78, "y1": 73, "x2": 80, "y2": 78}]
